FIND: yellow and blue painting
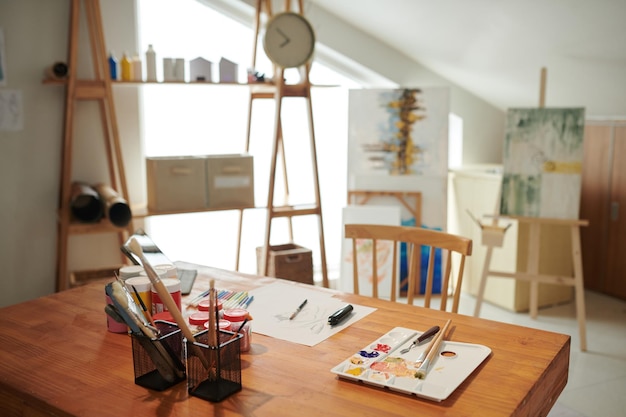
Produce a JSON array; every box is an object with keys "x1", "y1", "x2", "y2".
[
  {"x1": 500, "y1": 108, "x2": 585, "y2": 219},
  {"x1": 346, "y1": 87, "x2": 450, "y2": 294}
]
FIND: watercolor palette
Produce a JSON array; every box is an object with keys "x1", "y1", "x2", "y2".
[{"x1": 330, "y1": 327, "x2": 491, "y2": 402}]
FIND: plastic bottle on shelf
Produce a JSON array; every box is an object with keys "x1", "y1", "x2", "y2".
[
  {"x1": 108, "y1": 51, "x2": 119, "y2": 80},
  {"x1": 132, "y1": 53, "x2": 142, "y2": 81},
  {"x1": 145, "y1": 44, "x2": 157, "y2": 82},
  {"x1": 121, "y1": 52, "x2": 133, "y2": 81}
]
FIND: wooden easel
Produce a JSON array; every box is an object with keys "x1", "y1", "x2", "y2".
[
  {"x1": 235, "y1": 0, "x2": 329, "y2": 287},
  {"x1": 55, "y1": 0, "x2": 132, "y2": 291},
  {"x1": 473, "y1": 68, "x2": 589, "y2": 351}
]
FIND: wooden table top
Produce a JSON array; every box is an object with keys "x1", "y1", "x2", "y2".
[{"x1": 0, "y1": 263, "x2": 570, "y2": 417}]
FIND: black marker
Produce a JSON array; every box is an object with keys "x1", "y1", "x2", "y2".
[
  {"x1": 289, "y1": 299, "x2": 308, "y2": 320},
  {"x1": 328, "y1": 304, "x2": 353, "y2": 326}
]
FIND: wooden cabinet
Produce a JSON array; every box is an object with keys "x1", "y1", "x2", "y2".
[{"x1": 580, "y1": 120, "x2": 626, "y2": 300}]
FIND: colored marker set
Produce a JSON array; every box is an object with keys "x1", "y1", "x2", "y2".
[{"x1": 188, "y1": 289, "x2": 253, "y2": 310}]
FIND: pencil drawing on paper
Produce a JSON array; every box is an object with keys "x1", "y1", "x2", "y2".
[
  {"x1": 273, "y1": 305, "x2": 330, "y2": 334},
  {"x1": 500, "y1": 108, "x2": 585, "y2": 219}
]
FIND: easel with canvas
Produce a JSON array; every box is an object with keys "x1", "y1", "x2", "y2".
[{"x1": 472, "y1": 68, "x2": 589, "y2": 351}]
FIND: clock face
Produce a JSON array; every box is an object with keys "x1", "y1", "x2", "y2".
[{"x1": 263, "y1": 12, "x2": 315, "y2": 68}]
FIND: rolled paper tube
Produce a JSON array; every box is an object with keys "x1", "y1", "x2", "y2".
[
  {"x1": 95, "y1": 183, "x2": 132, "y2": 227},
  {"x1": 70, "y1": 182, "x2": 104, "y2": 223}
]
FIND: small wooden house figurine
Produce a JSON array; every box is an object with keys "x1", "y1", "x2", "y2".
[
  {"x1": 189, "y1": 57, "x2": 213, "y2": 82},
  {"x1": 219, "y1": 57, "x2": 238, "y2": 83}
]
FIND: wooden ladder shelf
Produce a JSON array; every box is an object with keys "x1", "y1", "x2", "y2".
[
  {"x1": 56, "y1": 0, "x2": 132, "y2": 291},
  {"x1": 236, "y1": 0, "x2": 329, "y2": 287}
]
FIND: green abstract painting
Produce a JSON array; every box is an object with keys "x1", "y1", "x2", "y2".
[{"x1": 500, "y1": 108, "x2": 585, "y2": 219}]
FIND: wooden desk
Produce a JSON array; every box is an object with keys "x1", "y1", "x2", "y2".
[{"x1": 0, "y1": 263, "x2": 570, "y2": 417}]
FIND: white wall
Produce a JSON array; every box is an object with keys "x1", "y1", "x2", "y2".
[
  {"x1": 0, "y1": 0, "x2": 140, "y2": 308},
  {"x1": 306, "y1": 3, "x2": 505, "y2": 164},
  {"x1": 0, "y1": 0, "x2": 505, "y2": 307}
]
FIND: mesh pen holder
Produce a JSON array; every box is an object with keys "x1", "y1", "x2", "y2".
[
  {"x1": 186, "y1": 329, "x2": 243, "y2": 402},
  {"x1": 131, "y1": 320, "x2": 186, "y2": 391}
]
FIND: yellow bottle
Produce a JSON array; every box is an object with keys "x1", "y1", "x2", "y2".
[{"x1": 121, "y1": 52, "x2": 133, "y2": 81}]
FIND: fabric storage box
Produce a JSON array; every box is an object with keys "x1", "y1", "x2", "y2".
[
  {"x1": 206, "y1": 154, "x2": 254, "y2": 209},
  {"x1": 256, "y1": 244, "x2": 313, "y2": 285},
  {"x1": 146, "y1": 156, "x2": 207, "y2": 212}
]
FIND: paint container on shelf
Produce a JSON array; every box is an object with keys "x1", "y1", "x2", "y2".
[
  {"x1": 132, "y1": 53, "x2": 142, "y2": 81},
  {"x1": 108, "y1": 51, "x2": 119, "y2": 80},
  {"x1": 121, "y1": 52, "x2": 133, "y2": 81},
  {"x1": 145, "y1": 44, "x2": 157, "y2": 81}
]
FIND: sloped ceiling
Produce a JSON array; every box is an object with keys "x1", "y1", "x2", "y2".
[{"x1": 309, "y1": 0, "x2": 626, "y2": 117}]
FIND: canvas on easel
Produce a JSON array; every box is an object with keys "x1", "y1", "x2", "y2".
[
  {"x1": 475, "y1": 69, "x2": 589, "y2": 351},
  {"x1": 500, "y1": 107, "x2": 585, "y2": 219},
  {"x1": 347, "y1": 87, "x2": 450, "y2": 294}
]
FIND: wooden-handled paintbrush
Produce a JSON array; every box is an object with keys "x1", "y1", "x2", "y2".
[
  {"x1": 128, "y1": 237, "x2": 210, "y2": 369},
  {"x1": 416, "y1": 319, "x2": 452, "y2": 380},
  {"x1": 106, "y1": 281, "x2": 184, "y2": 382}
]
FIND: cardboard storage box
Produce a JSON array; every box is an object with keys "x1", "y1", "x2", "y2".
[
  {"x1": 256, "y1": 244, "x2": 313, "y2": 285},
  {"x1": 146, "y1": 156, "x2": 207, "y2": 212},
  {"x1": 206, "y1": 154, "x2": 254, "y2": 209}
]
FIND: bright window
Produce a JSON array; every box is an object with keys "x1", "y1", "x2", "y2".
[{"x1": 137, "y1": 0, "x2": 361, "y2": 283}]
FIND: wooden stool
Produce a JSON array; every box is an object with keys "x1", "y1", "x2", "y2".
[{"x1": 473, "y1": 216, "x2": 589, "y2": 351}]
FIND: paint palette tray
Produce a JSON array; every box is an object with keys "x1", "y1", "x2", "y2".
[{"x1": 330, "y1": 327, "x2": 491, "y2": 402}]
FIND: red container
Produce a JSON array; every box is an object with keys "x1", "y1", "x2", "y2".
[{"x1": 151, "y1": 278, "x2": 181, "y2": 314}]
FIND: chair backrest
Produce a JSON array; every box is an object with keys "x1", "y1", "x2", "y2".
[{"x1": 344, "y1": 224, "x2": 472, "y2": 313}]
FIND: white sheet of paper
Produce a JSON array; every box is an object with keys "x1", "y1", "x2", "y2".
[
  {"x1": 0, "y1": 90, "x2": 23, "y2": 131},
  {"x1": 246, "y1": 281, "x2": 376, "y2": 346}
]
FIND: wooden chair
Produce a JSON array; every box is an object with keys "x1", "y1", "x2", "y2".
[{"x1": 344, "y1": 224, "x2": 473, "y2": 313}]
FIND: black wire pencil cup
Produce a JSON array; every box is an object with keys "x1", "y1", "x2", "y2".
[{"x1": 185, "y1": 281, "x2": 243, "y2": 402}]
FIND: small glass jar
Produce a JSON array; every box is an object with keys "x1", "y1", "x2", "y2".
[
  {"x1": 224, "y1": 308, "x2": 251, "y2": 352},
  {"x1": 198, "y1": 299, "x2": 224, "y2": 319},
  {"x1": 205, "y1": 319, "x2": 232, "y2": 332},
  {"x1": 188, "y1": 311, "x2": 210, "y2": 329}
]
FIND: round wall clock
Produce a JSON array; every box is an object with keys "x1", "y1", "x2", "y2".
[{"x1": 263, "y1": 12, "x2": 315, "y2": 68}]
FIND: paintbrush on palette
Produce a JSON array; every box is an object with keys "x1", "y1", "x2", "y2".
[
  {"x1": 415, "y1": 319, "x2": 452, "y2": 380},
  {"x1": 128, "y1": 237, "x2": 210, "y2": 369}
]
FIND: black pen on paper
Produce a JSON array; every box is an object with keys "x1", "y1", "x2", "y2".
[{"x1": 289, "y1": 299, "x2": 308, "y2": 320}]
